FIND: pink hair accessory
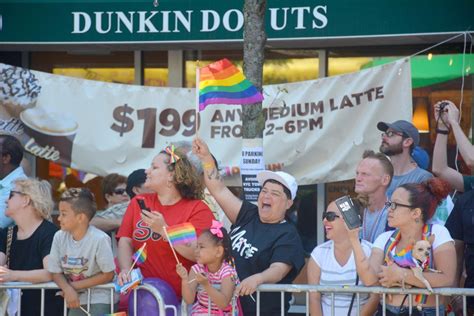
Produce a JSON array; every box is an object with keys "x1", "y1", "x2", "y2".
[
  {"x1": 165, "y1": 145, "x2": 180, "y2": 164},
  {"x1": 210, "y1": 220, "x2": 223, "y2": 238}
]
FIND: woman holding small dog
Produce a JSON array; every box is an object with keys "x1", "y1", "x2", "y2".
[{"x1": 348, "y1": 178, "x2": 456, "y2": 316}]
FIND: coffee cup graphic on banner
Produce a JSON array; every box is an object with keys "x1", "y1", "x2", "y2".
[
  {"x1": 20, "y1": 107, "x2": 78, "y2": 166},
  {"x1": 0, "y1": 64, "x2": 41, "y2": 139}
]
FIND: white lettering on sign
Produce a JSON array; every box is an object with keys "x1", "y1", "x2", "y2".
[
  {"x1": 24, "y1": 138, "x2": 60, "y2": 161},
  {"x1": 71, "y1": 6, "x2": 329, "y2": 35}
]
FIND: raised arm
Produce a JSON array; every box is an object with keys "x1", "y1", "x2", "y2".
[
  {"x1": 348, "y1": 229, "x2": 381, "y2": 286},
  {"x1": 444, "y1": 101, "x2": 474, "y2": 168},
  {"x1": 432, "y1": 100, "x2": 464, "y2": 191},
  {"x1": 193, "y1": 137, "x2": 243, "y2": 224}
]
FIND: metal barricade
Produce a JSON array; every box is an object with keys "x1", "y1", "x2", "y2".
[
  {"x1": 0, "y1": 282, "x2": 169, "y2": 316},
  {"x1": 1, "y1": 282, "x2": 473, "y2": 315}
]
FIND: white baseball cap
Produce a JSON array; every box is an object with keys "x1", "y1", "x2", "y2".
[{"x1": 256, "y1": 170, "x2": 298, "y2": 200}]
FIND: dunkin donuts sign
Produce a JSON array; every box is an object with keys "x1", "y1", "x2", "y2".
[{"x1": 0, "y1": 61, "x2": 410, "y2": 184}]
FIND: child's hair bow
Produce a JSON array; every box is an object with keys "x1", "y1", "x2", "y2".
[
  {"x1": 165, "y1": 145, "x2": 181, "y2": 164},
  {"x1": 210, "y1": 220, "x2": 223, "y2": 238}
]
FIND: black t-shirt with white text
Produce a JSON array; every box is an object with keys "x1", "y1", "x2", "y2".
[{"x1": 230, "y1": 201, "x2": 305, "y2": 315}]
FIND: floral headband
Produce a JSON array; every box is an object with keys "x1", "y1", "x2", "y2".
[
  {"x1": 210, "y1": 220, "x2": 223, "y2": 238},
  {"x1": 165, "y1": 145, "x2": 181, "y2": 164}
]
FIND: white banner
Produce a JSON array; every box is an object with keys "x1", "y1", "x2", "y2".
[{"x1": 0, "y1": 59, "x2": 411, "y2": 185}]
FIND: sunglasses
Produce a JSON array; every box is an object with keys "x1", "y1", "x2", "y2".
[
  {"x1": 322, "y1": 211, "x2": 340, "y2": 222},
  {"x1": 113, "y1": 188, "x2": 127, "y2": 195},
  {"x1": 385, "y1": 201, "x2": 414, "y2": 210},
  {"x1": 8, "y1": 190, "x2": 24, "y2": 200}
]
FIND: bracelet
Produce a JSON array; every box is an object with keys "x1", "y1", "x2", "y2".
[
  {"x1": 436, "y1": 128, "x2": 449, "y2": 135},
  {"x1": 202, "y1": 162, "x2": 215, "y2": 170}
]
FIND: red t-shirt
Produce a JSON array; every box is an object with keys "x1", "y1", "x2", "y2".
[{"x1": 116, "y1": 193, "x2": 214, "y2": 297}]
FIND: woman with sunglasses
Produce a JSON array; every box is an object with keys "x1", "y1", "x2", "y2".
[
  {"x1": 116, "y1": 145, "x2": 214, "y2": 300},
  {"x1": 348, "y1": 178, "x2": 456, "y2": 316},
  {"x1": 102, "y1": 173, "x2": 130, "y2": 208},
  {"x1": 307, "y1": 200, "x2": 379, "y2": 316},
  {"x1": 0, "y1": 178, "x2": 63, "y2": 315}
]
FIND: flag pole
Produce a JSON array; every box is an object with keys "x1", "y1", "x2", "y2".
[
  {"x1": 127, "y1": 243, "x2": 146, "y2": 276},
  {"x1": 163, "y1": 226, "x2": 181, "y2": 265},
  {"x1": 195, "y1": 60, "x2": 200, "y2": 136}
]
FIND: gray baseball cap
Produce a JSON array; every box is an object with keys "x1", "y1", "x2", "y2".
[{"x1": 377, "y1": 120, "x2": 419, "y2": 146}]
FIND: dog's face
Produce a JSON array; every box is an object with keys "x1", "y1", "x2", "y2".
[{"x1": 412, "y1": 240, "x2": 432, "y2": 262}]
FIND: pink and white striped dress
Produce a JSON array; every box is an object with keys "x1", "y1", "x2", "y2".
[{"x1": 190, "y1": 262, "x2": 241, "y2": 316}]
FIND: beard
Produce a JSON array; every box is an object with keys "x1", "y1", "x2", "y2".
[{"x1": 379, "y1": 141, "x2": 403, "y2": 156}]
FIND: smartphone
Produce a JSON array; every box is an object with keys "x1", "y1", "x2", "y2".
[
  {"x1": 334, "y1": 195, "x2": 362, "y2": 229},
  {"x1": 136, "y1": 198, "x2": 150, "y2": 215}
]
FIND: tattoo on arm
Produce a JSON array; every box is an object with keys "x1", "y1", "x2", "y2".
[{"x1": 206, "y1": 168, "x2": 221, "y2": 180}]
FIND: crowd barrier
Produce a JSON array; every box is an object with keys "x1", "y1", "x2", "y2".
[{"x1": 0, "y1": 282, "x2": 473, "y2": 316}]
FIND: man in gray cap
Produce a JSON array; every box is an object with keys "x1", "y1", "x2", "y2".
[{"x1": 377, "y1": 119, "x2": 432, "y2": 198}]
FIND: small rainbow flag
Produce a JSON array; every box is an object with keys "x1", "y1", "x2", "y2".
[
  {"x1": 104, "y1": 312, "x2": 127, "y2": 316},
  {"x1": 198, "y1": 58, "x2": 264, "y2": 111},
  {"x1": 166, "y1": 222, "x2": 197, "y2": 246},
  {"x1": 132, "y1": 243, "x2": 147, "y2": 265}
]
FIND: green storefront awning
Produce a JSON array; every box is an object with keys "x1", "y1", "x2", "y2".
[
  {"x1": 362, "y1": 54, "x2": 473, "y2": 89},
  {"x1": 0, "y1": 0, "x2": 472, "y2": 44}
]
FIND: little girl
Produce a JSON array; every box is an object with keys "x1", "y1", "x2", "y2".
[{"x1": 177, "y1": 220, "x2": 241, "y2": 315}]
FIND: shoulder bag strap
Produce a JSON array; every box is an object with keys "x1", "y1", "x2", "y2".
[
  {"x1": 5, "y1": 226, "x2": 14, "y2": 268},
  {"x1": 347, "y1": 239, "x2": 361, "y2": 316}
]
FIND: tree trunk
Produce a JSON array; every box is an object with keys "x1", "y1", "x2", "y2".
[{"x1": 242, "y1": 0, "x2": 266, "y2": 139}]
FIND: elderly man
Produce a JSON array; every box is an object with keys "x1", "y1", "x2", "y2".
[
  {"x1": 377, "y1": 120, "x2": 432, "y2": 198},
  {"x1": 193, "y1": 137, "x2": 305, "y2": 316},
  {"x1": 355, "y1": 150, "x2": 393, "y2": 242}
]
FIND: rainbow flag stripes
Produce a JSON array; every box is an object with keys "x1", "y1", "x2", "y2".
[
  {"x1": 166, "y1": 222, "x2": 197, "y2": 246},
  {"x1": 198, "y1": 58, "x2": 264, "y2": 111},
  {"x1": 132, "y1": 243, "x2": 147, "y2": 265},
  {"x1": 104, "y1": 312, "x2": 127, "y2": 316}
]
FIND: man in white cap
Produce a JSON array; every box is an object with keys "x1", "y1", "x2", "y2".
[
  {"x1": 377, "y1": 119, "x2": 432, "y2": 198},
  {"x1": 193, "y1": 137, "x2": 305, "y2": 316}
]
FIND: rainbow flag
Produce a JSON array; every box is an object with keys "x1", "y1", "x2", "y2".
[
  {"x1": 104, "y1": 312, "x2": 127, "y2": 316},
  {"x1": 166, "y1": 222, "x2": 197, "y2": 246},
  {"x1": 198, "y1": 58, "x2": 264, "y2": 111},
  {"x1": 131, "y1": 243, "x2": 147, "y2": 265}
]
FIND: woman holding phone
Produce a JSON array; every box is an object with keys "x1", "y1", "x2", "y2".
[
  {"x1": 116, "y1": 145, "x2": 214, "y2": 298},
  {"x1": 307, "y1": 200, "x2": 379, "y2": 315}
]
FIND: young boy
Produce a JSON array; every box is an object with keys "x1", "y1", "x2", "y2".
[{"x1": 48, "y1": 188, "x2": 116, "y2": 316}]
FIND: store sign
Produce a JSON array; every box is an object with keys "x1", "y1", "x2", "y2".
[
  {"x1": 0, "y1": 59, "x2": 411, "y2": 185},
  {"x1": 0, "y1": 1, "x2": 471, "y2": 43}
]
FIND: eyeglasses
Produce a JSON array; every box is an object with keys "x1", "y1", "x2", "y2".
[
  {"x1": 8, "y1": 190, "x2": 24, "y2": 200},
  {"x1": 113, "y1": 188, "x2": 127, "y2": 195},
  {"x1": 381, "y1": 131, "x2": 406, "y2": 138},
  {"x1": 322, "y1": 212, "x2": 340, "y2": 222},
  {"x1": 385, "y1": 201, "x2": 414, "y2": 210}
]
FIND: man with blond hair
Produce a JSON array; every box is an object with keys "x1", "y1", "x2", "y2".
[{"x1": 355, "y1": 150, "x2": 393, "y2": 242}]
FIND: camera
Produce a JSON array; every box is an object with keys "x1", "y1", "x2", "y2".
[{"x1": 439, "y1": 101, "x2": 449, "y2": 111}]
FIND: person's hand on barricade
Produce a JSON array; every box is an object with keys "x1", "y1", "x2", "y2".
[
  {"x1": 63, "y1": 286, "x2": 80, "y2": 309},
  {"x1": 0, "y1": 265, "x2": 16, "y2": 282},
  {"x1": 235, "y1": 273, "x2": 263, "y2": 296}
]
